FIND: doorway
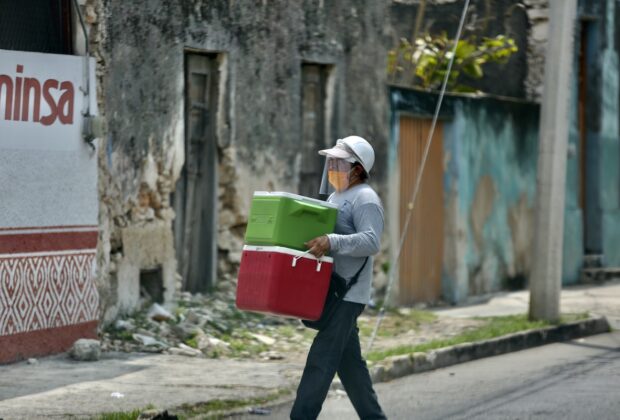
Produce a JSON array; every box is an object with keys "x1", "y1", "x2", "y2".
[
  {"x1": 174, "y1": 52, "x2": 219, "y2": 293},
  {"x1": 398, "y1": 116, "x2": 444, "y2": 304}
]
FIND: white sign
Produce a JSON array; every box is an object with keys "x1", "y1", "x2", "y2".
[
  {"x1": 0, "y1": 49, "x2": 97, "y2": 152},
  {"x1": 0, "y1": 49, "x2": 98, "y2": 229}
]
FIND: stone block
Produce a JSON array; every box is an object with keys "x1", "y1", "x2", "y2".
[
  {"x1": 385, "y1": 354, "x2": 414, "y2": 379},
  {"x1": 531, "y1": 22, "x2": 549, "y2": 42},
  {"x1": 411, "y1": 352, "x2": 433, "y2": 372},
  {"x1": 69, "y1": 339, "x2": 101, "y2": 362}
]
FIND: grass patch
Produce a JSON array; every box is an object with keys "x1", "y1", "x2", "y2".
[
  {"x1": 560, "y1": 312, "x2": 590, "y2": 323},
  {"x1": 358, "y1": 309, "x2": 438, "y2": 338},
  {"x1": 176, "y1": 388, "x2": 292, "y2": 419},
  {"x1": 218, "y1": 330, "x2": 270, "y2": 358},
  {"x1": 275, "y1": 325, "x2": 297, "y2": 339},
  {"x1": 366, "y1": 314, "x2": 556, "y2": 362},
  {"x1": 97, "y1": 405, "x2": 155, "y2": 420},
  {"x1": 184, "y1": 336, "x2": 199, "y2": 349}
]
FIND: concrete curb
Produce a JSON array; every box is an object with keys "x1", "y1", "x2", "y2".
[{"x1": 368, "y1": 316, "x2": 611, "y2": 384}]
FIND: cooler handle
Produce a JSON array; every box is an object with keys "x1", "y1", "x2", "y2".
[
  {"x1": 289, "y1": 200, "x2": 328, "y2": 222},
  {"x1": 292, "y1": 250, "x2": 312, "y2": 267},
  {"x1": 291, "y1": 251, "x2": 323, "y2": 272}
]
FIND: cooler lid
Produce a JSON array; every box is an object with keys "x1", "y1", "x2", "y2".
[
  {"x1": 243, "y1": 245, "x2": 333, "y2": 263},
  {"x1": 253, "y1": 191, "x2": 339, "y2": 209}
]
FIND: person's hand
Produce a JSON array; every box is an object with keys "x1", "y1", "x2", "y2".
[{"x1": 305, "y1": 235, "x2": 330, "y2": 259}]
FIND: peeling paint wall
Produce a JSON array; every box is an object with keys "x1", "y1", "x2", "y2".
[
  {"x1": 519, "y1": 0, "x2": 620, "y2": 280},
  {"x1": 90, "y1": 1, "x2": 390, "y2": 320},
  {"x1": 391, "y1": 89, "x2": 539, "y2": 304},
  {"x1": 447, "y1": 98, "x2": 539, "y2": 300},
  {"x1": 563, "y1": 0, "x2": 620, "y2": 283},
  {"x1": 597, "y1": 0, "x2": 620, "y2": 268}
]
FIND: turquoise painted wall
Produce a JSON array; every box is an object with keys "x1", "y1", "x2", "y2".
[
  {"x1": 390, "y1": 89, "x2": 540, "y2": 303},
  {"x1": 447, "y1": 99, "x2": 539, "y2": 299},
  {"x1": 562, "y1": 21, "x2": 585, "y2": 285},
  {"x1": 599, "y1": 0, "x2": 620, "y2": 267},
  {"x1": 565, "y1": 0, "x2": 620, "y2": 273}
]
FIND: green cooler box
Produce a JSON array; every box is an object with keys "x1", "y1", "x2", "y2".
[{"x1": 245, "y1": 191, "x2": 339, "y2": 251}]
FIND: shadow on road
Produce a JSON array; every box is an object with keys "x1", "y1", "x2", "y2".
[{"x1": 0, "y1": 352, "x2": 152, "y2": 401}]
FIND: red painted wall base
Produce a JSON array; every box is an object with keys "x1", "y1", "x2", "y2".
[{"x1": 0, "y1": 321, "x2": 98, "y2": 364}]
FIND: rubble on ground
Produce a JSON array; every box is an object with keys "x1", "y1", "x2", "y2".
[
  {"x1": 101, "y1": 282, "x2": 486, "y2": 364},
  {"x1": 101, "y1": 284, "x2": 311, "y2": 360}
]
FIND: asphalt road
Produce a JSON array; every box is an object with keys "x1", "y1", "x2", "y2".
[{"x1": 237, "y1": 331, "x2": 620, "y2": 419}]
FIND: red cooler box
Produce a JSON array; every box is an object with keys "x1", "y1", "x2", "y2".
[{"x1": 236, "y1": 245, "x2": 333, "y2": 320}]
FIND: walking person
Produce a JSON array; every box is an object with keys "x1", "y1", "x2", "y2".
[{"x1": 291, "y1": 136, "x2": 387, "y2": 420}]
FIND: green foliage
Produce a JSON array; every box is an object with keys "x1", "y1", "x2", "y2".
[
  {"x1": 381, "y1": 261, "x2": 390, "y2": 274},
  {"x1": 184, "y1": 336, "x2": 199, "y2": 349},
  {"x1": 387, "y1": 32, "x2": 518, "y2": 92}
]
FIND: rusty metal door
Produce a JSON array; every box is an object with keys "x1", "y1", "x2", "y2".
[{"x1": 399, "y1": 116, "x2": 444, "y2": 304}]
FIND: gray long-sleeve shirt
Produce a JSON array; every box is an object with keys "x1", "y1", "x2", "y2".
[{"x1": 326, "y1": 183, "x2": 384, "y2": 305}]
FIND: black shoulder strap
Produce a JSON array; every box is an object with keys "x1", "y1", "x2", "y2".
[{"x1": 345, "y1": 257, "x2": 369, "y2": 292}]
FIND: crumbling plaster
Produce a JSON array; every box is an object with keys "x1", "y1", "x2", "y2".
[
  {"x1": 87, "y1": 0, "x2": 390, "y2": 321},
  {"x1": 453, "y1": 99, "x2": 539, "y2": 297},
  {"x1": 523, "y1": 0, "x2": 550, "y2": 101}
]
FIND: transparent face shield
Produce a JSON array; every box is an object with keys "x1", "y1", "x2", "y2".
[{"x1": 319, "y1": 157, "x2": 354, "y2": 196}]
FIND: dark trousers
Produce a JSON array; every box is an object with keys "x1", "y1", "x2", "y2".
[{"x1": 291, "y1": 301, "x2": 387, "y2": 420}]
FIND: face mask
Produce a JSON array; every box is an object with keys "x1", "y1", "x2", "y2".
[{"x1": 327, "y1": 169, "x2": 351, "y2": 192}]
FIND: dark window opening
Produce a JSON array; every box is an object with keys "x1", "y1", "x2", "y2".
[
  {"x1": 300, "y1": 63, "x2": 331, "y2": 199},
  {"x1": 140, "y1": 267, "x2": 164, "y2": 304},
  {"x1": 0, "y1": 0, "x2": 73, "y2": 54}
]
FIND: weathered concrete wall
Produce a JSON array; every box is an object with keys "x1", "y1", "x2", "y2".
[
  {"x1": 446, "y1": 97, "x2": 539, "y2": 301},
  {"x1": 597, "y1": 0, "x2": 620, "y2": 268},
  {"x1": 390, "y1": 88, "x2": 539, "y2": 304},
  {"x1": 87, "y1": 0, "x2": 619, "y2": 315},
  {"x1": 564, "y1": 2, "x2": 598, "y2": 284},
  {"x1": 92, "y1": 0, "x2": 390, "y2": 320}
]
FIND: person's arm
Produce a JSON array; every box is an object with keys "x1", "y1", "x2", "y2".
[{"x1": 327, "y1": 203, "x2": 384, "y2": 257}]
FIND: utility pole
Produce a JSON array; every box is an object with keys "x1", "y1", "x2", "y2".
[{"x1": 529, "y1": 0, "x2": 578, "y2": 322}]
